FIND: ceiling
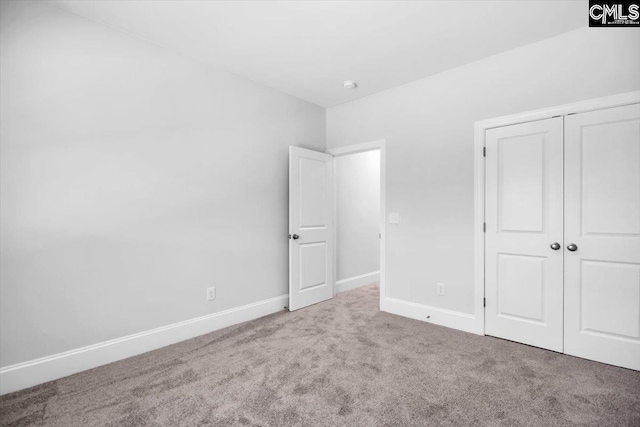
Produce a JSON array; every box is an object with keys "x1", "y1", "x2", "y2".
[{"x1": 48, "y1": 0, "x2": 587, "y2": 107}]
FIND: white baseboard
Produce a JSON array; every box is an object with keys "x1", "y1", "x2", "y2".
[
  {"x1": 336, "y1": 271, "x2": 380, "y2": 293},
  {"x1": 385, "y1": 297, "x2": 480, "y2": 335},
  {"x1": 0, "y1": 294, "x2": 288, "y2": 396}
]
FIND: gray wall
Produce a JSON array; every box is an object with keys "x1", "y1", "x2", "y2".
[
  {"x1": 327, "y1": 27, "x2": 640, "y2": 315},
  {"x1": 336, "y1": 151, "x2": 380, "y2": 281},
  {"x1": 0, "y1": 0, "x2": 325, "y2": 367}
]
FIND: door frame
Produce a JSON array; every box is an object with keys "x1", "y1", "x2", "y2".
[
  {"x1": 473, "y1": 91, "x2": 640, "y2": 336},
  {"x1": 327, "y1": 140, "x2": 387, "y2": 311}
]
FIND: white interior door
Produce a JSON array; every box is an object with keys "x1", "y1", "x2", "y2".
[
  {"x1": 289, "y1": 146, "x2": 334, "y2": 311},
  {"x1": 485, "y1": 117, "x2": 564, "y2": 352},
  {"x1": 564, "y1": 104, "x2": 640, "y2": 370}
]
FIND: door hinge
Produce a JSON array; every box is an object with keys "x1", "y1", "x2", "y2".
[
  {"x1": 483, "y1": 222, "x2": 486, "y2": 232},
  {"x1": 483, "y1": 298, "x2": 486, "y2": 308},
  {"x1": 379, "y1": 233, "x2": 381, "y2": 238},
  {"x1": 483, "y1": 147, "x2": 486, "y2": 157}
]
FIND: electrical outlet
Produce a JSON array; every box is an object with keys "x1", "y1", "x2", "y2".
[
  {"x1": 437, "y1": 283, "x2": 445, "y2": 296},
  {"x1": 206, "y1": 287, "x2": 216, "y2": 301},
  {"x1": 389, "y1": 213, "x2": 400, "y2": 224}
]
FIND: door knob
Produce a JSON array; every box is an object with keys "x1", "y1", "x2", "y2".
[
  {"x1": 550, "y1": 242, "x2": 561, "y2": 250},
  {"x1": 567, "y1": 243, "x2": 578, "y2": 252},
  {"x1": 291, "y1": 234, "x2": 300, "y2": 240}
]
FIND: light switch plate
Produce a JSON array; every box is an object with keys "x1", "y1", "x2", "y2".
[{"x1": 389, "y1": 213, "x2": 400, "y2": 224}]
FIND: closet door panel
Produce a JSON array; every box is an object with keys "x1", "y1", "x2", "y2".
[
  {"x1": 564, "y1": 103, "x2": 640, "y2": 371},
  {"x1": 485, "y1": 117, "x2": 564, "y2": 352}
]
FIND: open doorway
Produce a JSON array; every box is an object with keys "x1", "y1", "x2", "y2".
[
  {"x1": 287, "y1": 141, "x2": 385, "y2": 312},
  {"x1": 335, "y1": 150, "x2": 380, "y2": 291},
  {"x1": 329, "y1": 141, "x2": 386, "y2": 311}
]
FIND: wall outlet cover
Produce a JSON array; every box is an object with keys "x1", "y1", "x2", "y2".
[
  {"x1": 207, "y1": 287, "x2": 216, "y2": 301},
  {"x1": 389, "y1": 213, "x2": 400, "y2": 224},
  {"x1": 437, "y1": 283, "x2": 445, "y2": 296}
]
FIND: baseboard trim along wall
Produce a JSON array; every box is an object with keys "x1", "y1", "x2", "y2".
[
  {"x1": 336, "y1": 271, "x2": 380, "y2": 294},
  {"x1": 385, "y1": 297, "x2": 479, "y2": 335},
  {"x1": 0, "y1": 294, "x2": 288, "y2": 396}
]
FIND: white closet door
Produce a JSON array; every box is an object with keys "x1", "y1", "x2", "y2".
[
  {"x1": 564, "y1": 104, "x2": 640, "y2": 370},
  {"x1": 485, "y1": 117, "x2": 564, "y2": 352}
]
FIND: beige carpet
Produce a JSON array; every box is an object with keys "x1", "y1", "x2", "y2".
[{"x1": 1, "y1": 284, "x2": 639, "y2": 426}]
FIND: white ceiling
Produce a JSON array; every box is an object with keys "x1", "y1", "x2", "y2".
[{"x1": 48, "y1": 0, "x2": 587, "y2": 107}]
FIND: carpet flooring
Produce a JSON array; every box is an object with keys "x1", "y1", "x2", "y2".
[{"x1": 1, "y1": 284, "x2": 639, "y2": 426}]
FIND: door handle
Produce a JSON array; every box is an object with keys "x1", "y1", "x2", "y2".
[
  {"x1": 567, "y1": 243, "x2": 578, "y2": 252},
  {"x1": 290, "y1": 234, "x2": 300, "y2": 240},
  {"x1": 550, "y1": 242, "x2": 561, "y2": 250}
]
